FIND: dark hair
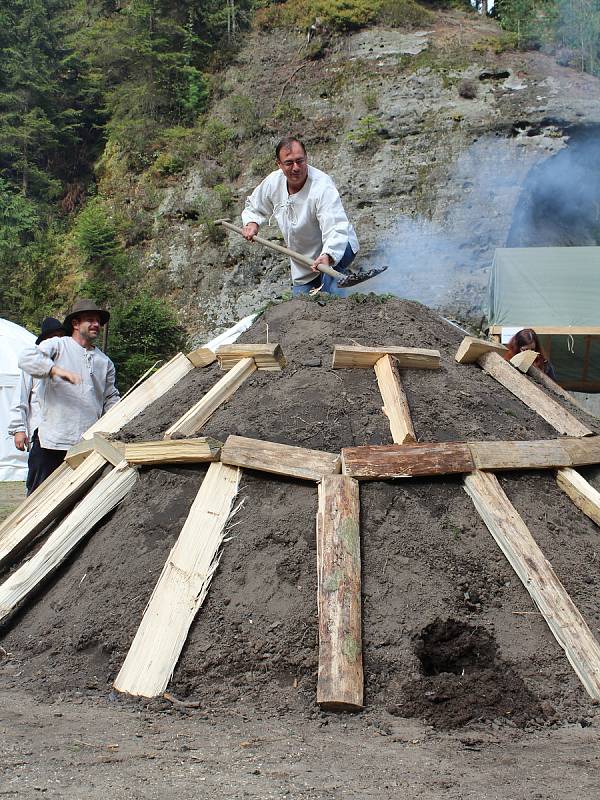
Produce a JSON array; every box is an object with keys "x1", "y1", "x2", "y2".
[
  {"x1": 275, "y1": 136, "x2": 306, "y2": 160},
  {"x1": 504, "y1": 328, "x2": 546, "y2": 370}
]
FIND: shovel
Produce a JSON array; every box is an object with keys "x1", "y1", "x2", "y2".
[{"x1": 215, "y1": 219, "x2": 387, "y2": 289}]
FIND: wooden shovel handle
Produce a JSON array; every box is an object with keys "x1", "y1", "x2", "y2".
[{"x1": 215, "y1": 219, "x2": 344, "y2": 280}]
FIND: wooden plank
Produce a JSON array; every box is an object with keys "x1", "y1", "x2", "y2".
[
  {"x1": 316, "y1": 475, "x2": 363, "y2": 711},
  {"x1": 221, "y1": 435, "x2": 341, "y2": 481},
  {"x1": 164, "y1": 357, "x2": 256, "y2": 439},
  {"x1": 332, "y1": 345, "x2": 440, "y2": 370},
  {"x1": 469, "y1": 439, "x2": 570, "y2": 471},
  {"x1": 489, "y1": 325, "x2": 600, "y2": 336},
  {"x1": 477, "y1": 352, "x2": 593, "y2": 437},
  {"x1": 216, "y1": 343, "x2": 286, "y2": 372},
  {"x1": 0, "y1": 454, "x2": 108, "y2": 571},
  {"x1": 374, "y1": 355, "x2": 416, "y2": 444},
  {"x1": 556, "y1": 468, "x2": 600, "y2": 527},
  {"x1": 528, "y1": 365, "x2": 591, "y2": 414},
  {"x1": 455, "y1": 336, "x2": 508, "y2": 364},
  {"x1": 463, "y1": 470, "x2": 600, "y2": 700},
  {"x1": 83, "y1": 353, "x2": 194, "y2": 439},
  {"x1": 124, "y1": 438, "x2": 222, "y2": 465},
  {"x1": 0, "y1": 461, "x2": 137, "y2": 624},
  {"x1": 185, "y1": 347, "x2": 216, "y2": 368},
  {"x1": 560, "y1": 437, "x2": 600, "y2": 466},
  {"x1": 65, "y1": 434, "x2": 125, "y2": 469},
  {"x1": 113, "y1": 462, "x2": 240, "y2": 697},
  {"x1": 341, "y1": 442, "x2": 475, "y2": 479},
  {"x1": 510, "y1": 350, "x2": 538, "y2": 373}
]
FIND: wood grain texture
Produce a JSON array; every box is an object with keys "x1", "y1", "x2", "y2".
[
  {"x1": 477, "y1": 352, "x2": 593, "y2": 437},
  {"x1": 0, "y1": 455, "x2": 108, "y2": 570},
  {"x1": 464, "y1": 469, "x2": 600, "y2": 700},
  {"x1": 221, "y1": 435, "x2": 341, "y2": 481},
  {"x1": 83, "y1": 353, "x2": 194, "y2": 439},
  {"x1": 455, "y1": 336, "x2": 507, "y2": 364},
  {"x1": 556, "y1": 467, "x2": 600, "y2": 527},
  {"x1": 216, "y1": 343, "x2": 286, "y2": 371},
  {"x1": 65, "y1": 435, "x2": 125, "y2": 469},
  {"x1": 0, "y1": 461, "x2": 137, "y2": 624},
  {"x1": 185, "y1": 347, "x2": 216, "y2": 368},
  {"x1": 164, "y1": 357, "x2": 256, "y2": 439},
  {"x1": 332, "y1": 344, "x2": 440, "y2": 370},
  {"x1": 510, "y1": 350, "x2": 538, "y2": 372},
  {"x1": 374, "y1": 355, "x2": 416, "y2": 444},
  {"x1": 341, "y1": 442, "x2": 475, "y2": 479},
  {"x1": 316, "y1": 475, "x2": 363, "y2": 711},
  {"x1": 469, "y1": 439, "x2": 570, "y2": 471},
  {"x1": 124, "y1": 438, "x2": 222, "y2": 465},
  {"x1": 113, "y1": 463, "x2": 240, "y2": 698}
]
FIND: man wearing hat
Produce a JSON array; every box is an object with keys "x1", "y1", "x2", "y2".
[
  {"x1": 18, "y1": 299, "x2": 120, "y2": 489},
  {"x1": 9, "y1": 318, "x2": 66, "y2": 494}
]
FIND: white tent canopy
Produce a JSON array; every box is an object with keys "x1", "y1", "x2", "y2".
[{"x1": 0, "y1": 319, "x2": 35, "y2": 481}]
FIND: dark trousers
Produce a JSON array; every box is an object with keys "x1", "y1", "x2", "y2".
[{"x1": 27, "y1": 430, "x2": 67, "y2": 495}]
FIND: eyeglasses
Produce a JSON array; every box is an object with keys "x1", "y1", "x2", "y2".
[{"x1": 279, "y1": 157, "x2": 307, "y2": 168}]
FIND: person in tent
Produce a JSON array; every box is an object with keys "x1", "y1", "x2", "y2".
[
  {"x1": 503, "y1": 328, "x2": 557, "y2": 380},
  {"x1": 18, "y1": 299, "x2": 120, "y2": 491},
  {"x1": 8, "y1": 317, "x2": 66, "y2": 494}
]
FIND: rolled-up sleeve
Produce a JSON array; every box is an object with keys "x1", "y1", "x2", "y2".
[{"x1": 18, "y1": 339, "x2": 58, "y2": 378}]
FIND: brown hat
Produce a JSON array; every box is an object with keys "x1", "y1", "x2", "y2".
[{"x1": 63, "y1": 298, "x2": 110, "y2": 334}]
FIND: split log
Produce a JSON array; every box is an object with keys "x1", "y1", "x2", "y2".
[
  {"x1": 65, "y1": 434, "x2": 125, "y2": 469},
  {"x1": 83, "y1": 353, "x2": 194, "y2": 439},
  {"x1": 528, "y1": 365, "x2": 590, "y2": 414},
  {"x1": 455, "y1": 336, "x2": 507, "y2": 364},
  {"x1": 316, "y1": 475, "x2": 363, "y2": 710},
  {"x1": 477, "y1": 352, "x2": 593, "y2": 437},
  {"x1": 341, "y1": 442, "x2": 475, "y2": 479},
  {"x1": 374, "y1": 355, "x2": 416, "y2": 444},
  {"x1": 216, "y1": 343, "x2": 286, "y2": 371},
  {"x1": 164, "y1": 357, "x2": 256, "y2": 439},
  {"x1": 469, "y1": 439, "x2": 571, "y2": 471},
  {"x1": 510, "y1": 350, "x2": 538, "y2": 373},
  {"x1": 464, "y1": 470, "x2": 600, "y2": 701},
  {"x1": 123, "y1": 438, "x2": 222, "y2": 465},
  {"x1": 0, "y1": 454, "x2": 109, "y2": 570},
  {"x1": 556, "y1": 468, "x2": 600, "y2": 527},
  {"x1": 113, "y1": 462, "x2": 240, "y2": 697},
  {"x1": 0, "y1": 461, "x2": 137, "y2": 624},
  {"x1": 221, "y1": 435, "x2": 341, "y2": 480},
  {"x1": 186, "y1": 347, "x2": 216, "y2": 368},
  {"x1": 332, "y1": 345, "x2": 440, "y2": 370}
]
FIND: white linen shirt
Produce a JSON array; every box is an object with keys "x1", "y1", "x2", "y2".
[
  {"x1": 18, "y1": 336, "x2": 120, "y2": 450},
  {"x1": 242, "y1": 165, "x2": 359, "y2": 285},
  {"x1": 7, "y1": 371, "x2": 41, "y2": 438}
]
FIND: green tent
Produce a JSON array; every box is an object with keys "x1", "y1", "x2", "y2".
[{"x1": 487, "y1": 247, "x2": 600, "y2": 391}]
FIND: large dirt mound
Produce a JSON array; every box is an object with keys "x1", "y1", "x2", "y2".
[{"x1": 2, "y1": 297, "x2": 600, "y2": 730}]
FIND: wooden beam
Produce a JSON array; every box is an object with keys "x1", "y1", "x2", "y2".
[
  {"x1": 332, "y1": 345, "x2": 440, "y2": 370},
  {"x1": 342, "y1": 442, "x2": 475, "y2": 479},
  {"x1": 0, "y1": 461, "x2": 137, "y2": 624},
  {"x1": 374, "y1": 355, "x2": 416, "y2": 444},
  {"x1": 221, "y1": 435, "x2": 341, "y2": 481},
  {"x1": 186, "y1": 347, "x2": 216, "y2": 368},
  {"x1": 0, "y1": 454, "x2": 109, "y2": 571},
  {"x1": 556, "y1": 468, "x2": 600, "y2": 527},
  {"x1": 463, "y1": 470, "x2": 600, "y2": 701},
  {"x1": 65, "y1": 434, "x2": 125, "y2": 469},
  {"x1": 83, "y1": 353, "x2": 194, "y2": 439},
  {"x1": 477, "y1": 352, "x2": 593, "y2": 437},
  {"x1": 316, "y1": 475, "x2": 363, "y2": 711},
  {"x1": 455, "y1": 336, "x2": 507, "y2": 364},
  {"x1": 124, "y1": 438, "x2": 222, "y2": 465},
  {"x1": 510, "y1": 350, "x2": 538, "y2": 373},
  {"x1": 528, "y1": 365, "x2": 590, "y2": 414},
  {"x1": 113, "y1": 463, "x2": 240, "y2": 697},
  {"x1": 216, "y1": 343, "x2": 286, "y2": 372},
  {"x1": 470, "y1": 439, "x2": 571, "y2": 471},
  {"x1": 164, "y1": 357, "x2": 256, "y2": 439}
]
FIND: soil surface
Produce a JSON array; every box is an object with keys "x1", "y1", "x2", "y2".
[{"x1": 3, "y1": 296, "x2": 600, "y2": 796}]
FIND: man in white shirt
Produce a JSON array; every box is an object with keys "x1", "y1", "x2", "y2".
[
  {"x1": 18, "y1": 299, "x2": 120, "y2": 490},
  {"x1": 241, "y1": 136, "x2": 359, "y2": 295},
  {"x1": 8, "y1": 317, "x2": 66, "y2": 494}
]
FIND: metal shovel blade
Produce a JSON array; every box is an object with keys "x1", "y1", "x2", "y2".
[{"x1": 337, "y1": 265, "x2": 388, "y2": 288}]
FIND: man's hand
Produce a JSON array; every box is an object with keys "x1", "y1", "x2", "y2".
[
  {"x1": 14, "y1": 431, "x2": 28, "y2": 451},
  {"x1": 242, "y1": 222, "x2": 259, "y2": 241},
  {"x1": 311, "y1": 253, "x2": 334, "y2": 273},
  {"x1": 50, "y1": 366, "x2": 82, "y2": 385}
]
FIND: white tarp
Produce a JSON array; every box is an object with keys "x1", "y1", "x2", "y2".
[{"x1": 0, "y1": 319, "x2": 35, "y2": 481}]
